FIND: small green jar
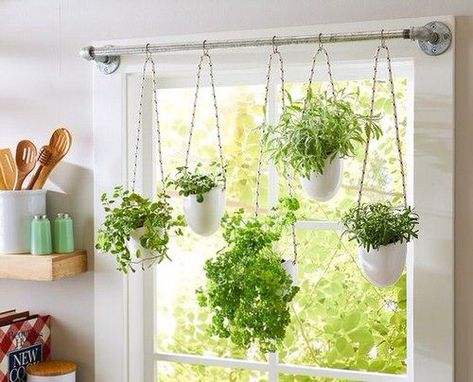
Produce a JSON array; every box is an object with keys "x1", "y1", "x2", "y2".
[
  {"x1": 53, "y1": 213, "x2": 74, "y2": 253},
  {"x1": 30, "y1": 215, "x2": 52, "y2": 255}
]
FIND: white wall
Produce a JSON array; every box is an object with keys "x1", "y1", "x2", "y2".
[{"x1": 0, "y1": 1, "x2": 472, "y2": 381}]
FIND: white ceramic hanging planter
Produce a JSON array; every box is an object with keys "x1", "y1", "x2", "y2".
[
  {"x1": 299, "y1": 156, "x2": 343, "y2": 201},
  {"x1": 357, "y1": 242, "x2": 407, "y2": 288},
  {"x1": 281, "y1": 259, "x2": 298, "y2": 286},
  {"x1": 126, "y1": 226, "x2": 162, "y2": 261},
  {"x1": 183, "y1": 187, "x2": 225, "y2": 236}
]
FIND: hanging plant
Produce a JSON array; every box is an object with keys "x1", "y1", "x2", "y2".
[
  {"x1": 342, "y1": 203, "x2": 418, "y2": 288},
  {"x1": 180, "y1": 45, "x2": 227, "y2": 236},
  {"x1": 262, "y1": 41, "x2": 381, "y2": 201},
  {"x1": 172, "y1": 161, "x2": 226, "y2": 236},
  {"x1": 96, "y1": 185, "x2": 185, "y2": 273},
  {"x1": 196, "y1": 196, "x2": 300, "y2": 353},
  {"x1": 263, "y1": 89, "x2": 380, "y2": 201},
  {"x1": 96, "y1": 46, "x2": 186, "y2": 273},
  {"x1": 342, "y1": 36, "x2": 419, "y2": 288}
]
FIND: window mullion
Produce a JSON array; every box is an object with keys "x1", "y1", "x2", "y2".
[{"x1": 268, "y1": 352, "x2": 278, "y2": 382}]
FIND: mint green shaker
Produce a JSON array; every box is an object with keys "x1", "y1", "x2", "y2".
[
  {"x1": 30, "y1": 215, "x2": 52, "y2": 255},
  {"x1": 53, "y1": 213, "x2": 74, "y2": 253}
]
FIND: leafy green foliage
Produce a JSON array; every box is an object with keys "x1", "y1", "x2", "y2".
[
  {"x1": 172, "y1": 161, "x2": 226, "y2": 202},
  {"x1": 342, "y1": 203, "x2": 419, "y2": 252},
  {"x1": 262, "y1": 88, "x2": 381, "y2": 179},
  {"x1": 196, "y1": 197, "x2": 300, "y2": 353},
  {"x1": 281, "y1": 233, "x2": 407, "y2": 377},
  {"x1": 96, "y1": 185, "x2": 185, "y2": 273}
]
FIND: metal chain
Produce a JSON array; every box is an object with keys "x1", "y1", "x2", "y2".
[
  {"x1": 184, "y1": 41, "x2": 226, "y2": 189},
  {"x1": 254, "y1": 37, "x2": 298, "y2": 264},
  {"x1": 255, "y1": 38, "x2": 285, "y2": 217},
  {"x1": 285, "y1": 172, "x2": 299, "y2": 265},
  {"x1": 303, "y1": 33, "x2": 336, "y2": 112},
  {"x1": 357, "y1": 31, "x2": 408, "y2": 208},
  {"x1": 131, "y1": 44, "x2": 165, "y2": 192}
]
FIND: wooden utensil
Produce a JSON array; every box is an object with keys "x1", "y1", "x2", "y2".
[
  {"x1": 14, "y1": 140, "x2": 37, "y2": 190},
  {"x1": 26, "y1": 146, "x2": 56, "y2": 190},
  {"x1": 0, "y1": 148, "x2": 17, "y2": 190},
  {"x1": 32, "y1": 128, "x2": 72, "y2": 190}
]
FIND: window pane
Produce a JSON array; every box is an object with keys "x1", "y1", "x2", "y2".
[
  {"x1": 154, "y1": 79, "x2": 407, "y2": 375},
  {"x1": 279, "y1": 79, "x2": 409, "y2": 221},
  {"x1": 157, "y1": 362, "x2": 268, "y2": 381},
  {"x1": 278, "y1": 230, "x2": 406, "y2": 373}
]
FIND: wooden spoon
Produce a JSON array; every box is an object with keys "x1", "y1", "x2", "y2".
[
  {"x1": 26, "y1": 146, "x2": 56, "y2": 190},
  {"x1": 0, "y1": 148, "x2": 17, "y2": 190},
  {"x1": 14, "y1": 140, "x2": 37, "y2": 190},
  {"x1": 32, "y1": 128, "x2": 72, "y2": 190}
]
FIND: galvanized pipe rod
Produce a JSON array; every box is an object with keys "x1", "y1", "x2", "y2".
[{"x1": 80, "y1": 22, "x2": 452, "y2": 74}]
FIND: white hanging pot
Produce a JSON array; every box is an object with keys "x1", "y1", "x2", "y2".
[
  {"x1": 126, "y1": 226, "x2": 162, "y2": 261},
  {"x1": 183, "y1": 187, "x2": 225, "y2": 236},
  {"x1": 281, "y1": 259, "x2": 298, "y2": 286},
  {"x1": 357, "y1": 242, "x2": 407, "y2": 288},
  {"x1": 299, "y1": 156, "x2": 343, "y2": 201}
]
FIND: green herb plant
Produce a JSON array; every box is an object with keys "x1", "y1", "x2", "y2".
[
  {"x1": 342, "y1": 202, "x2": 419, "y2": 252},
  {"x1": 172, "y1": 162, "x2": 226, "y2": 203},
  {"x1": 196, "y1": 197, "x2": 300, "y2": 353},
  {"x1": 96, "y1": 184, "x2": 186, "y2": 273},
  {"x1": 262, "y1": 88, "x2": 382, "y2": 179}
]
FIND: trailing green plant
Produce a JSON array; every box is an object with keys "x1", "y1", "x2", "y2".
[
  {"x1": 342, "y1": 202, "x2": 419, "y2": 252},
  {"x1": 96, "y1": 184, "x2": 186, "y2": 273},
  {"x1": 262, "y1": 88, "x2": 381, "y2": 179},
  {"x1": 172, "y1": 162, "x2": 226, "y2": 203},
  {"x1": 196, "y1": 196, "x2": 300, "y2": 353}
]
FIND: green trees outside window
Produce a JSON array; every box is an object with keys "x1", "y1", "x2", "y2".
[{"x1": 154, "y1": 80, "x2": 408, "y2": 381}]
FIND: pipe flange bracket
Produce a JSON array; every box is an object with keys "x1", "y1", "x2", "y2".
[
  {"x1": 417, "y1": 21, "x2": 452, "y2": 56},
  {"x1": 96, "y1": 55, "x2": 120, "y2": 75}
]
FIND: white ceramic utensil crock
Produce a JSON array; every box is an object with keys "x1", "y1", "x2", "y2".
[
  {"x1": 299, "y1": 156, "x2": 343, "y2": 201},
  {"x1": 183, "y1": 187, "x2": 225, "y2": 236},
  {"x1": 0, "y1": 190, "x2": 47, "y2": 253},
  {"x1": 357, "y1": 242, "x2": 407, "y2": 288}
]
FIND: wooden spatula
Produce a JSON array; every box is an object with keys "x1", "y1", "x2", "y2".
[
  {"x1": 26, "y1": 146, "x2": 56, "y2": 190},
  {"x1": 15, "y1": 140, "x2": 37, "y2": 190},
  {"x1": 32, "y1": 128, "x2": 72, "y2": 190},
  {"x1": 0, "y1": 148, "x2": 17, "y2": 190}
]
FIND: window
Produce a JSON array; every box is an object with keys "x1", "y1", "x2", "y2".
[
  {"x1": 93, "y1": 16, "x2": 454, "y2": 382},
  {"x1": 151, "y1": 73, "x2": 409, "y2": 381}
]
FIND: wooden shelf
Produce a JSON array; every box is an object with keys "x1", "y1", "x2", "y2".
[{"x1": 0, "y1": 250, "x2": 87, "y2": 281}]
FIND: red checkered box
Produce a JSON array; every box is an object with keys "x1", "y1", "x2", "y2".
[{"x1": 0, "y1": 315, "x2": 50, "y2": 382}]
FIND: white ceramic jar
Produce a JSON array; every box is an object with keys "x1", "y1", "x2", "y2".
[
  {"x1": 281, "y1": 259, "x2": 298, "y2": 286},
  {"x1": 26, "y1": 360, "x2": 76, "y2": 382},
  {"x1": 299, "y1": 156, "x2": 343, "y2": 201},
  {"x1": 0, "y1": 190, "x2": 47, "y2": 253},
  {"x1": 183, "y1": 187, "x2": 225, "y2": 236},
  {"x1": 126, "y1": 226, "x2": 164, "y2": 262},
  {"x1": 357, "y1": 242, "x2": 407, "y2": 288}
]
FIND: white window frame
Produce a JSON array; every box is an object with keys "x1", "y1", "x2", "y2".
[{"x1": 93, "y1": 16, "x2": 454, "y2": 382}]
